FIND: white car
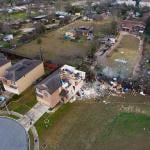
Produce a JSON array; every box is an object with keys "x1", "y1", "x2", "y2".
[{"x1": 3, "y1": 34, "x2": 13, "y2": 42}]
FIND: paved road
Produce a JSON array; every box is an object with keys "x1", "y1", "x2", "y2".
[
  {"x1": 0, "y1": 110, "x2": 40, "y2": 150},
  {"x1": 19, "y1": 102, "x2": 49, "y2": 131}
]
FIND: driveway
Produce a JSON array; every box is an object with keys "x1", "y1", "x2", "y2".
[{"x1": 19, "y1": 102, "x2": 49, "y2": 131}]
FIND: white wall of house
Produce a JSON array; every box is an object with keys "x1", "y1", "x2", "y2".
[
  {"x1": 3, "y1": 83, "x2": 20, "y2": 94},
  {"x1": 0, "y1": 62, "x2": 11, "y2": 77}
]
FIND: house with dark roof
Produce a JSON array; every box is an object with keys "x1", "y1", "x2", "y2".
[
  {"x1": 0, "y1": 53, "x2": 11, "y2": 78},
  {"x1": 2, "y1": 59, "x2": 45, "y2": 95},
  {"x1": 118, "y1": 20, "x2": 146, "y2": 34},
  {"x1": 64, "y1": 26, "x2": 93, "y2": 40},
  {"x1": 36, "y1": 65, "x2": 86, "y2": 108}
]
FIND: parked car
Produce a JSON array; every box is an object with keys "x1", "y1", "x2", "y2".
[{"x1": 0, "y1": 96, "x2": 6, "y2": 107}]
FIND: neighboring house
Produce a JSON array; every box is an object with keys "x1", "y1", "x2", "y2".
[
  {"x1": 118, "y1": 20, "x2": 145, "y2": 34},
  {"x1": 0, "y1": 54, "x2": 11, "y2": 78},
  {"x1": 32, "y1": 15, "x2": 48, "y2": 21},
  {"x1": 2, "y1": 59, "x2": 45, "y2": 95},
  {"x1": 56, "y1": 11, "x2": 69, "y2": 17},
  {"x1": 65, "y1": 26, "x2": 93, "y2": 40},
  {"x1": 116, "y1": 0, "x2": 150, "y2": 7},
  {"x1": 76, "y1": 26, "x2": 93, "y2": 37},
  {"x1": 36, "y1": 65, "x2": 86, "y2": 108}
]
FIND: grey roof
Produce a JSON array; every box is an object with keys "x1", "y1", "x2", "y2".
[
  {"x1": 0, "y1": 53, "x2": 9, "y2": 67},
  {"x1": 0, "y1": 117, "x2": 29, "y2": 150},
  {"x1": 37, "y1": 69, "x2": 62, "y2": 94},
  {"x1": 4, "y1": 59, "x2": 42, "y2": 81}
]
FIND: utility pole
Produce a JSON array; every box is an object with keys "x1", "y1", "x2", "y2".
[{"x1": 39, "y1": 46, "x2": 43, "y2": 61}]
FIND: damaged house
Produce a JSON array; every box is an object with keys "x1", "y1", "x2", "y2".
[
  {"x1": 36, "y1": 65, "x2": 86, "y2": 108},
  {"x1": 64, "y1": 26, "x2": 93, "y2": 40}
]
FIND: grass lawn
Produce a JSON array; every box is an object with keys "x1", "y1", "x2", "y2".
[
  {"x1": 7, "y1": 86, "x2": 37, "y2": 115},
  {"x1": 108, "y1": 35, "x2": 139, "y2": 77},
  {"x1": 15, "y1": 19, "x2": 111, "y2": 64},
  {"x1": 35, "y1": 95, "x2": 150, "y2": 150},
  {"x1": 0, "y1": 12, "x2": 28, "y2": 21}
]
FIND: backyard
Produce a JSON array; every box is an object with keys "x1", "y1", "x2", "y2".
[
  {"x1": 35, "y1": 95, "x2": 150, "y2": 150},
  {"x1": 0, "y1": 12, "x2": 28, "y2": 21},
  {"x1": 102, "y1": 34, "x2": 140, "y2": 78},
  {"x1": 15, "y1": 19, "x2": 112, "y2": 64}
]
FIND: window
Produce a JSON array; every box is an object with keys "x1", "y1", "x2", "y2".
[
  {"x1": 44, "y1": 92, "x2": 48, "y2": 97},
  {"x1": 37, "y1": 93, "x2": 43, "y2": 98},
  {"x1": 11, "y1": 81, "x2": 16, "y2": 85},
  {"x1": 10, "y1": 85, "x2": 17, "y2": 89}
]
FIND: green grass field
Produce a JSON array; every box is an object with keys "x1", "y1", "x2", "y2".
[
  {"x1": 110, "y1": 35, "x2": 139, "y2": 66},
  {"x1": 15, "y1": 19, "x2": 111, "y2": 64},
  {"x1": 7, "y1": 86, "x2": 37, "y2": 114},
  {"x1": 107, "y1": 34, "x2": 139, "y2": 77},
  {"x1": 35, "y1": 95, "x2": 150, "y2": 150},
  {"x1": 0, "y1": 12, "x2": 28, "y2": 21}
]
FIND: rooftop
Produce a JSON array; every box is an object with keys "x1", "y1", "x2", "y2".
[
  {"x1": 37, "y1": 69, "x2": 62, "y2": 95},
  {"x1": 37, "y1": 65, "x2": 85, "y2": 94},
  {"x1": 4, "y1": 59, "x2": 42, "y2": 81},
  {"x1": 0, "y1": 53, "x2": 10, "y2": 67}
]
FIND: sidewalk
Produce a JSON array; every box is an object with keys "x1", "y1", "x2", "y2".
[{"x1": 19, "y1": 102, "x2": 49, "y2": 131}]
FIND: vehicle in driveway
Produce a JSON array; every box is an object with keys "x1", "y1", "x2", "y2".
[{"x1": 0, "y1": 96, "x2": 7, "y2": 107}]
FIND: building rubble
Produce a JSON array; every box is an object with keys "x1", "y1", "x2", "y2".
[
  {"x1": 75, "y1": 80, "x2": 110, "y2": 100},
  {"x1": 72, "y1": 76, "x2": 149, "y2": 102}
]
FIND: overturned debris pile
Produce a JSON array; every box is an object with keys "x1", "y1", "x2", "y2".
[{"x1": 77, "y1": 81, "x2": 109, "y2": 100}]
